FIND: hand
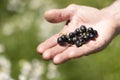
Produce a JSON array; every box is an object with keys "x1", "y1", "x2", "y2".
[{"x1": 37, "y1": 4, "x2": 118, "y2": 64}]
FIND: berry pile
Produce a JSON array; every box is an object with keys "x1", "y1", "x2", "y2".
[{"x1": 57, "y1": 25, "x2": 98, "y2": 47}]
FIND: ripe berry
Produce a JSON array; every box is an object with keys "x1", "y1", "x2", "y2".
[
  {"x1": 74, "y1": 28, "x2": 81, "y2": 35},
  {"x1": 89, "y1": 33, "x2": 95, "y2": 39},
  {"x1": 79, "y1": 33, "x2": 83, "y2": 36},
  {"x1": 72, "y1": 37, "x2": 79, "y2": 44},
  {"x1": 80, "y1": 25, "x2": 86, "y2": 32},
  {"x1": 83, "y1": 35, "x2": 89, "y2": 41},
  {"x1": 61, "y1": 35, "x2": 68, "y2": 41},
  {"x1": 75, "y1": 40, "x2": 82, "y2": 47},
  {"x1": 88, "y1": 27, "x2": 94, "y2": 33},
  {"x1": 79, "y1": 38, "x2": 86, "y2": 44},
  {"x1": 57, "y1": 37, "x2": 65, "y2": 45},
  {"x1": 86, "y1": 33, "x2": 90, "y2": 38},
  {"x1": 93, "y1": 30, "x2": 98, "y2": 37},
  {"x1": 69, "y1": 32, "x2": 75, "y2": 38},
  {"x1": 66, "y1": 37, "x2": 73, "y2": 44}
]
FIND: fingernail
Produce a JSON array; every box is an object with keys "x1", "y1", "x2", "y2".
[
  {"x1": 37, "y1": 47, "x2": 44, "y2": 54},
  {"x1": 53, "y1": 56, "x2": 61, "y2": 65},
  {"x1": 43, "y1": 52, "x2": 50, "y2": 60}
]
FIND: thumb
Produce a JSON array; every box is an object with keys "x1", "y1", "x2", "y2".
[{"x1": 44, "y1": 7, "x2": 75, "y2": 23}]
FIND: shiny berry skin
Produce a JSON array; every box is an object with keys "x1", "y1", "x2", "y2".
[
  {"x1": 80, "y1": 25, "x2": 86, "y2": 32},
  {"x1": 72, "y1": 37, "x2": 79, "y2": 44},
  {"x1": 93, "y1": 30, "x2": 98, "y2": 37},
  {"x1": 61, "y1": 35, "x2": 68, "y2": 41},
  {"x1": 57, "y1": 37, "x2": 65, "y2": 45},
  {"x1": 86, "y1": 33, "x2": 90, "y2": 38},
  {"x1": 74, "y1": 28, "x2": 80, "y2": 35},
  {"x1": 83, "y1": 35, "x2": 89, "y2": 41},
  {"x1": 79, "y1": 38, "x2": 86, "y2": 44},
  {"x1": 89, "y1": 33, "x2": 95, "y2": 39},
  {"x1": 86, "y1": 33, "x2": 90, "y2": 37},
  {"x1": 69, "y1": 32, "x2": 75, "y2": 38},
  {"x1": 66, "y1": 37, "x2": 73, "y2": 44},
  {"x1": 75, "y1": 41, "x2": 82, "y2": 47},
  {"x1": 79, "y1": 33, "x2": 83, "y2": 36},
  {"x1": 88, "y1": 27, "x2": 94, "y2": 33}
]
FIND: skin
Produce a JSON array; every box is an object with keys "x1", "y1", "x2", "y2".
[{"x1": 37, "y1": 0, "x2": 120, "y2": 64}]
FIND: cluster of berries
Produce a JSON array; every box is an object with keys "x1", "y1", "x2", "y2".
[{"x1": 57, "y1": 25, "x2": 98, "y2": 47}]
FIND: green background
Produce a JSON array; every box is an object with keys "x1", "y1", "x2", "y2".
[{"x1": 1, "y1": 0, "x2": 120, "y2": 80}]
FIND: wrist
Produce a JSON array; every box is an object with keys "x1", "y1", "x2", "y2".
[{"x1": 101, "y1": 0, "x2": 120, "y2": 34}]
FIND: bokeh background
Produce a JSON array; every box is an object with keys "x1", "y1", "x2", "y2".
[{"x1": 1, "y1": 0, "x2": 120, "y2": 80}]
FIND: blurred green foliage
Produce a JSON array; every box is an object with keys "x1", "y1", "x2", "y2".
[
  {"x1": 54, "y1": 0, "x2": 114, "y2": 8},
  {"x1": 1, "y1": 0, "x2": 120, "y2": 80}
]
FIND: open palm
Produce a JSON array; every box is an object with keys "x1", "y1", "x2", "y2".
[{"x1": 37, "y1": 4, "x2": 118, "y2": 64}]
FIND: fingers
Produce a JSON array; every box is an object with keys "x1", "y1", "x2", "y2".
[
  {"x1": 53, "y1": 42, "x2": 99, "y2": 64},
  {"x1": 52, "y1": 47, "x2": 84, "y2": 64},
  {"x1": 44, "y1": 7, "x2": 75, "y2": 23},
  {"x1": 42, "y1": 44, "x2": 69, "y2": 60},
  {"x1": 37, "y1": 34, "x2": 58, "y2": 54}
]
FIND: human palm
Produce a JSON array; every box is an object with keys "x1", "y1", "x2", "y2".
[{"x1": 37, "y1": 4, "x2": 118, "y2": 64}]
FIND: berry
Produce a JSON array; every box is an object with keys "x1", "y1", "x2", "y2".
[
  {"x1": 80, "y1": 25, "x2": 86, "y2": 32},
  {"x1": 75, "y1": 40, "x2": 82, "y2": 47},
  {"x1": 89, "y1": 33, "x2": 95, "y2": 39},
  {"x1": 93, "y1": 30, "x2": 98, "y2": 37},
  {"x1": 79, "y1": 33, "x2": 83, "y2": 36},
  {"x1": 72, "y1": 37, "x2": 79, "y2": 44},
  {"x1": 61, "y1": 35, "x2": 68, "y2": 41},
  {"x1": 66, "y1": 37, "x2": 73, "y2": 44},
  {"x1": 69, "y1": 32, "x2": 75, "y2": 38},
  {"x1": 86, "y1": 33, "x2": 90, "y2": 37},
  {"x1": 88, "y1": 27, "x2": 94, "y2": 33},
  {"x1": 57, "y1": 37, "x2": 65, "y2": 45},
  {"x1": 83, "y1": 35, "x2": 89, "y2": 41},
  {"x1": 86, "y1": 33, "x2": 90, "y2": 38},
  {"x1": 79, "y1": 38, "x2": 86, "y2": 44},
  {"x1": 74, "y1": 28, "x2": 81, "y2": 35}
]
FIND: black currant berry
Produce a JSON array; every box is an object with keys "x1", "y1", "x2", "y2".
[
  {"x1": 61, "y1": 35, "x2": 68, "y2": 42},
  {"x1": 79, "y1": 38, "x2": 86, "y2": 44},
  {"x1": 66, "y1": 37, "x2": 73, "y2": 44},
  {"x1": 88, "y1": 27, "x2": 94, "y2": 33},
  {"x1": 83, "y1": 35, "x2": 89, "y2": 41},
  {"x1": 89, "y1": 33, "x2": 95, "y2": 39},
  {"x1": 72, "y1": 37, "x2": 79, "y2": 44},
  {"x1": 86, "y1": 33, "x2": 90, "y2": 38},
  {"x1": 80, "y1": 25, "x2": 86, "y2": 32},
  {"x1": 79, "y1": 33, "x2": 83, "y2": 36},
  {"x1": 69, "y1": 32, "x2": 75, "y2": 38},
  {"x1": 57, "y1": 37, "x2": 65, "y2": 45},
  {"x1": 93, "y1": 30, "x2": 98, "y2": 37},
  {"x1": 74, "y1": 28, "x2": 81, "y2": 35},
  {"x1": 75, "y1": 41, "x2": 82, "y2": 47}
]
